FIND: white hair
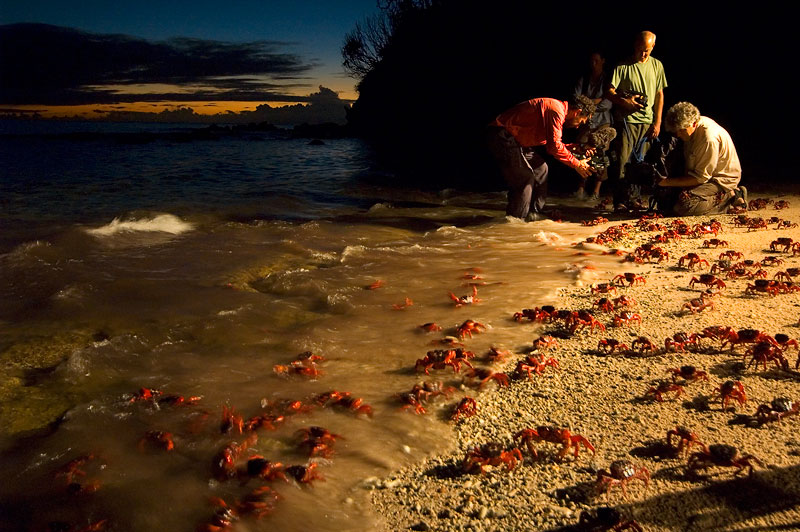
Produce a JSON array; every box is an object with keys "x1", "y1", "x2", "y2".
[{"x1": 665, "y1": 101, "x2": 700, "y2": 132}]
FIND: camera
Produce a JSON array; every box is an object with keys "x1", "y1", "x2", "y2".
[{"x1": 617, "y1": 89, "x2": 648, "y2": 108}]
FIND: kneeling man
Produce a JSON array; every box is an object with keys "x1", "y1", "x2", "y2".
[{"x1": 658, "y1": 101, "x2": 745, "y2": 215}]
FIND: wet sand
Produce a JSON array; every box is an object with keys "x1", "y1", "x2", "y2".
[{"x1": 371, "y1": 193, "x2": 800, "y2": 532}]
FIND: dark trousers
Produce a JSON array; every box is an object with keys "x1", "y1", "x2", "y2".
[{"x1": 486, "y1": 126, "x2": 548, "y2": 218}]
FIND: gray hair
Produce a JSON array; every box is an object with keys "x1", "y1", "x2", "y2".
[
  {"x1": 571, "y1": 94, "x2": 596, "y2": 118},
  {"x1": 665, "y1": 101, "x2": 700, "y2": 132}
]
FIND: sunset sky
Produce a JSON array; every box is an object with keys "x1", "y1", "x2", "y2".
[{"x1": 0, "y1": 0, "x2": 379, "y2": 119}]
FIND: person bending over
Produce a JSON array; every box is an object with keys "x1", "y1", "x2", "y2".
[
  {"x1": 487, "y1": 95, "x2": 596, "y2": 221},
  {"x1": 658, "y1": 101, "x2": 746, "y2": 215}
]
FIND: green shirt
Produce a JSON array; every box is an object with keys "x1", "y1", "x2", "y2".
[{"x1": 611, "y1": 56, "x2": 667, "y2": 125}]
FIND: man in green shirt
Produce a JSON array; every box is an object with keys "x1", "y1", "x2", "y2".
[{"x1": 606, "y1": 31, "x2": 667, "y2": 212}]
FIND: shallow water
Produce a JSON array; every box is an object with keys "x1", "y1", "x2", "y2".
[{"x1": 0, "y1": 124, "x2": 619, "y2": 530}]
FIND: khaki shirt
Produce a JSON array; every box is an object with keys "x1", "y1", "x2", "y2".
[{"x1": 685, "y1": 116, "x2": 741, "y2": 192}]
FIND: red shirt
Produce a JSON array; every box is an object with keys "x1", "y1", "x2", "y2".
[{"x1": 492, "y1": 98, "x2": 580, "y2": 169}]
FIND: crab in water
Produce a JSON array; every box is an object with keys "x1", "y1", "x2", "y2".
[
  {"x1": 286, "y1": 462, "x2": 324, "y2": 484},
  {"x1": 595, "y1": 460, "x2": 650, "y2": 499},
  {"x1": 644, "y1": 381, "x2": 684, "y2": 402},
  {"x1": 415, "y1": 348, "x2": 474, "y2": 374},
  {"x1": 712, "y1": 380, "x2": 747, "y2": 410},
  {"x1": 666, "y1": 426, "x2": 708, "y2": 457},
  {"x1": 295, "y1": 426, "x2": 343, "y2": 458},
  {"x1": 212, "y1": 434, "x2": 258, "y2": 481},
  {"x1": 450, "y1": 396, "x2": 477, "y2": 421},
  {"x1": 755, "y1": 397, "x2": 800, "y2": 424},
  {"x1": 449, "y1": 285, "x2": 480, "y2": 307},
  {"x1": 456, "y1": 319, "x2": 487, "y2": 339},
  {"x1": 514, "y1": 426, "x2": 595, "y2": 461},
  {"x1": 687, "y1": 444, "x2": 762, "y2": 477},
  {"x1": 241, "y1": 456, "x2": 287, "y2": 482},
  {"x1": 462, "y1": 442, "x2": 523, "y2": 475},
  {"x1": 463, "y1": 368, "x2": 510, "y2": 389},
  {"x1": 668, "y1": 365, "x2": 709, "y2": 384},
  {"x1": 418, "y1": 322, "x2": 443, "y2": 332},
  {"x1": 138, "y1": 430, "x2": 175, "y2": 452}
]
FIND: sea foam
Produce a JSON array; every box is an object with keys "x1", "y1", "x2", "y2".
[{"x1": 86, "y1": 214, "x2": 194, "y2": 236}]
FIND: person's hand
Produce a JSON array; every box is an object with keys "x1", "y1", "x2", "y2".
[
  {"x1": 622, "y1": 96, "x2": 644, "y2": 113},
  {"x1": 646, "y1": 122, "x2": 661, "y2": 139},
  {"x1": 583, "y1": 147, "x2": 596, "y2": 157},
  {"x1": 575, "y1": 160, "x2": 594, "y2": 178}
]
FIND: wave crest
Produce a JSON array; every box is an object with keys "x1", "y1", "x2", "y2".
[{"x1": 86, "y1": 214, "x2": 194, "y2": 236}]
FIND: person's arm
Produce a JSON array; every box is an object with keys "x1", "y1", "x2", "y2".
[
  {"x1": 647, "y1": 89, "x2": 664, "y2": 138},
  {"x1": 544, "y1": 109, "x2": 593, "y2": 177},
  {"x1": 605, "y1": 85, "x2": 644, "y2": 114},
  {"x1": 658, "y1": 128, "x2": 716, "y2": 187}
]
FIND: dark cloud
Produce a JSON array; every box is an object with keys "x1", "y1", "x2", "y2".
[{"x1": 0, "y1": 23, "x2": 318, "y2": 105}]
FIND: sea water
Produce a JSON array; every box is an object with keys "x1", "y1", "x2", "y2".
[{"x1": 0, "y1": 121, "x2": 615, "y2": 531}]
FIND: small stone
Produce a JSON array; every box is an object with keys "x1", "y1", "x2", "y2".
[
  {"x1": 438, "y1": 509, "x2": 451, "y2": 519},
  {"x1": 344, "y1": 497, "x2": 354, "y2": 505},
  {"x1": 478, "y1": 506, "x2": 489, "y2": 519},
  {"x1": 410, "y1": 522, "x2": 430, "y2": 531},
  {"x1": 402, "y1": 445, "x2": 412, "y2": 454},
  {"x1": 384, "y1": 479, "x2": 401, "y2": 489}
]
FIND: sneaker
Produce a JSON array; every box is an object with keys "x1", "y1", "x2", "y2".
[
  {"x1": 525, "y1": 212, "x2": 547, "y2": 222},
  {"x1": 588, "y1": 194, "x2": 600, "y2": 202},
  {"x1": 574, "y1": 189, "x2": 586, "y2": 200}
]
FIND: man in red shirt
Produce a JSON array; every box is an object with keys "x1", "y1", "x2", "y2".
[{"x1": 488, "y1": 96, "x2": 595, "y2": 220}]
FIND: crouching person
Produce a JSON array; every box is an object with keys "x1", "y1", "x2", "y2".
[
  {"x1": 487, "y1": 95, "x2": 596, "y2": 221},
  {"x1": 657, "y1": 101, "x2": 746, "y2": 215}
]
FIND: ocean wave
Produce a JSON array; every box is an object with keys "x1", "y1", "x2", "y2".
[
  {"x1": 532, "y1": 231, "x2": 566, "y2": 245},
  {"x1": 86, "y1": 214, "x2": 194, "y2": 237}
]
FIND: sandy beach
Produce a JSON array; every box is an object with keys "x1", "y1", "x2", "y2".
[{"x1": 371, "y1": 193, "x2": 800, "y2": 532}]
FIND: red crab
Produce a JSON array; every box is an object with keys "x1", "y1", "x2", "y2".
[
  {"x1": 273, "y1": 363, "x2": 322, "y2": 379},
  {"x1": 532, "y1": 335, "x2": 559, "y2": 351},
  {"x1": 296, "y1": 426, "x2": 343, "y2": 458},
  {"x1": 631, "y1": 336, "x2": 656, "y2": 354},
  {"x1": 755, "y1": 397, "x2": 799, "y2": 424},
  {"x1": 664, "y1": 331, "x2": 699, "y2": 352},
  {"x1": 678, "y1": 253, "x2": 709, "y2": 270},
  {"x1": 285, "y1": 462, "x2": 324, "y2": 484},
  {"x1": 54, "y1": 453, "x2": 102, "y2": 494},
  {"x1": 449, "y1": 285, "x2": 480, "y2": 307},
  {"x1": 220, "y1": 405, "x2": 244, "y2": 434},
  {"x1": 418, "y1": 322, "x2": 443, "y2": 332},
  {"x1": 681, "y1": 294, "x2": 715, "y2": 314},
  {"x1": 591, "y1": 283, "x2": 618, "y2": 295},
  {"x1": 612, "y1": 295, "x2": 637, "y2": 308},
  {"x1": 644, "y1": 382, "x2": 684, "y2": 402},
  {"x1": 593, "y1": 298, "x2": 615, "y2": 313},
  {"x1": 774, "y1": 200, "x2": 791, "y2": 209},
  {"x1": 212, "y1": 434, "x2": 258, "y2": 481},
  {"x1": 745, "y1": 341, "x2": 789, "y2": 371},
  {"x1": 242, "y1": 456, "x2": 287, "y2": 482},
  {"x1": 689, "y1": 274, "x2": 726, "y2": 290},
  {"x1": 687, "y1": 444, "x2": 762, "y2": 477},
  {"x1": 462, "y1": 442, "x2": 523, "y2": 475},
  {"x1": 666, "y1": 426, "x2": 708, "y2": 457},
  {"x1": 702, "y1": 238, "x2": 729, "y2": 248},
  {"x1": 415, "y1": 348, "x2": 474, "y2": 374},
  {"x1": 514, "y1": 353, "x2": 559, "y2": 379},
  {"x1": 391, "y1": 296, "x2": 414, "y2": 310},
  {"x1": 613, "y1": 311, "x2": 641, "y2": 327},
  {"x1": 770, "y1": 237, "x2": 794, "y2": 252},
  {"x1": 745, "y1": 279, "x2": 781, "y2": 296},
  {"x1": 138, "y1": 430, "x2": 175, "y2": 452},
  {"x1": 612, "y1": 272, "x2": 646, "y2": 287},
  {"x1": 720, "y1": 328, "x2": 778, "y2": 351},
  {"x1": 457, "y1": 319, "x2": 486, "y2": 339},
  {"x1": 570, "y1": 310, "x2": 607, "y2": 333},
  {"x1": 718, "y1": 250, "x2": 743, "y2": 261},
  {"x1": 450, "y1": 396, "x2": 477, "y2": 421},
  {"x1": 597, "y1": 338, "x2": 629, "y2": 354},
  {"x1": 464, "y1": 368, "x2": 510, "y2": 389},
  {"x1": 697, "y1": 325, "x2": 735, "y2": 344},
  {"x1": 514, "y1": 426, "x2": 595, "y2": 460},
  {"x1": 595, "y1": 460, "x2": 650, "y2": 499},
  {"x1": 712, "y1": 380, "x2": 747, "y2": 410},
  {"x1": 486, "y1": 346, "x2": 514, "y2": 364},
  {"x1": 668, "y1": 365, "x2": 709, "y2": 383},
  {"x1": 513, "y1": 306, "x2": 553, "y2": 322}
]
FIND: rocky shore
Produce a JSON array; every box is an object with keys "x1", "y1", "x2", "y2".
[{"x1": 371, "y1": 195, "x2": 800, "y2": 532}]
